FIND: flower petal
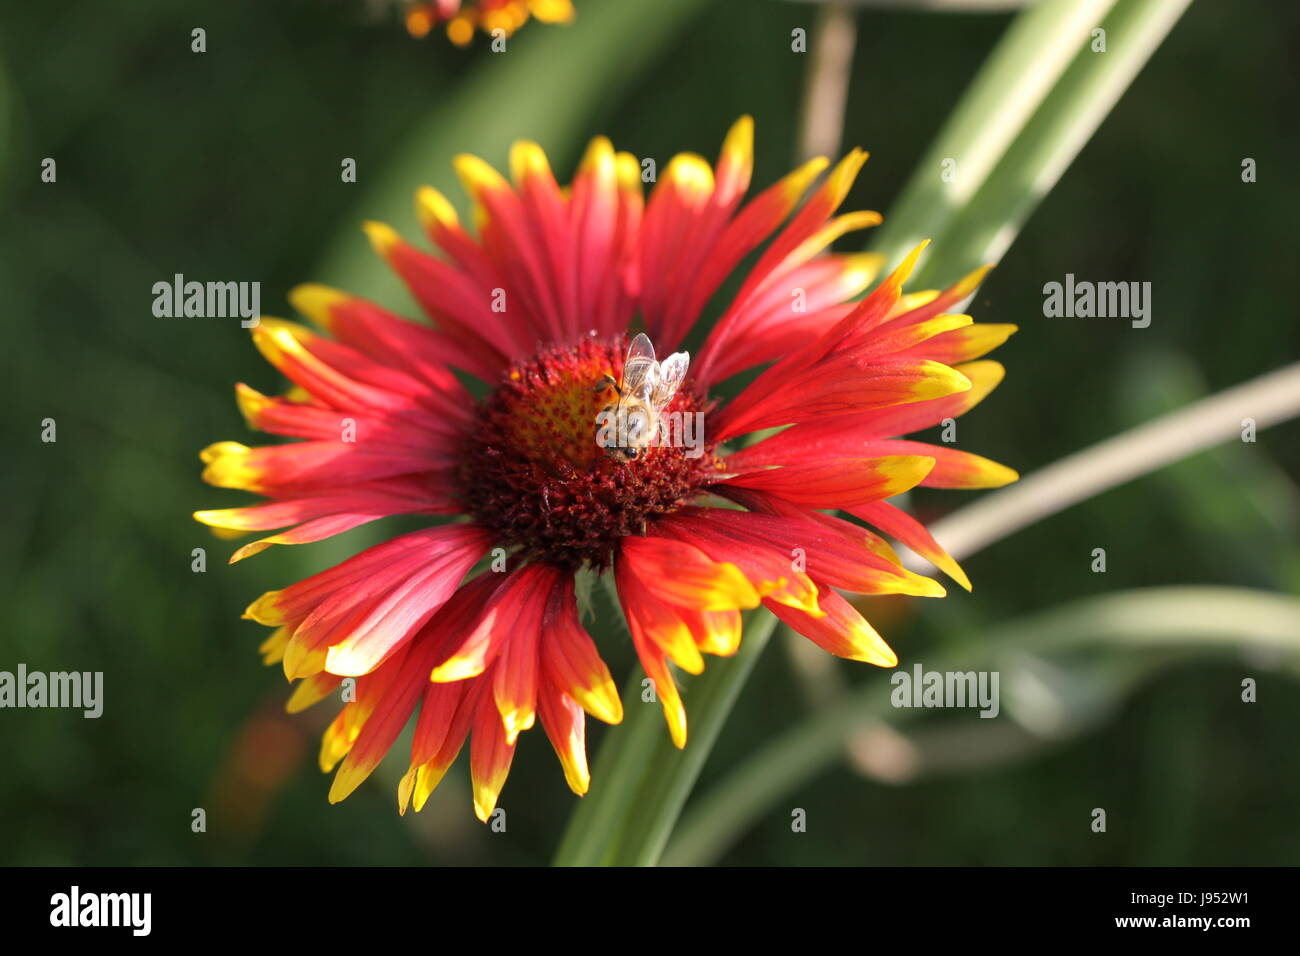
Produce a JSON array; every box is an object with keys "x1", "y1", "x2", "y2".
[
  {"x1": 619, "y1": 536, "x2": 761, "y2": 611},
  {"x1": 850, "y1": 500, "x2": 971, "y2": 592},
  {"x1": 431, "y1": 564, "x2": 559, "y2": 684},
  {"x1": 470, "y1": 688, "x2": 516, "y2": 822},
  {"x1": 721, "y1": 455, "x2": 936, "y2": 509},
  {"x1": 541, "y1": 580, "x2": 623, "y2": 724},
  {"x1": 766, "y1": 588, "x2": 897, "y2": 667},
  {"x1": 538, "y1": 685, "x2": 590, "y2": 796},
  {"x1": 275, "y1": 524, "x2": 492, "y2": 679}
]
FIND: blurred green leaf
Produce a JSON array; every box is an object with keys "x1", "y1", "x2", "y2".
[
  {"x1": 869, "y1": 0, "x2": 1191, "y2": 287},
  {"x1": 664, "y1": 586, "x2": 1300, "y2": 866}
]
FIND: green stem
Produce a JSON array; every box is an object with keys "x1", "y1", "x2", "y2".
[
  {"x1": 552, "y1": 610, "x2": 779, "y2": 866},
  {"x1": 608, "y1": 611, "x2": 779, "y2": 866},
  {"x1": 913, "y1": 0, "x2": 1194, "y2": 287},
  {"x1": 922, "y1": 362, "x2": 1300, "y2": 564},
  {"x1": 869, "y1": 0, "x2": 1120, "y2": 275},
  {"x1": 796, "y1": 2, "x2": 858, "y2": 164},
  {"x1": 551, "y1": 668, "x2": 666, "y2": 866}
]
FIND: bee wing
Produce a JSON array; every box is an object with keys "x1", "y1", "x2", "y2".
[
  {"x1": 621, "y1": 333, "x2": 659, "y2": 398},
  {"x1": 626, "y1": 332, "x2": 657, "y2": 366},
  {"x1": 650, "y1": 350, "x2": 690, "y2": 408}
]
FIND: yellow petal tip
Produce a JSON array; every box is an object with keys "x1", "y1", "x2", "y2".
[
  {"x1": 288, "y1": 283, "x2": 350, "y2": 329},
  {"x1": 362, "y1": 220, "x2": 400, "y2": 257},
  {"x1": 415, "y1": 185, "x2": 460, "y2": 232}
]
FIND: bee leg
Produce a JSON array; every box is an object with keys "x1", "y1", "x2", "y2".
[{"x1": 638, "y1": 519, "x2": 647, "y2": 536}]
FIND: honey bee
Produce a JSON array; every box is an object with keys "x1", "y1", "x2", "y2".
[{"x1": 595, "y1": 333, "x2": 690, "y2": 462}]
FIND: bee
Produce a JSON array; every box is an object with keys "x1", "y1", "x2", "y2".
[{"x1": 595, "y1": 333, "x2": 690, "y2": 462}]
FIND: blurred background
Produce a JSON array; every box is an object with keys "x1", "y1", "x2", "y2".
[{"x1": 2, "y1": 0, "x2": 1298, "y2": 865}]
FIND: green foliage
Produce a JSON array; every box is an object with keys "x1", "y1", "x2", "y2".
[{"x1": 2, "y1": 0, "x2": 1297, "y2": 866}]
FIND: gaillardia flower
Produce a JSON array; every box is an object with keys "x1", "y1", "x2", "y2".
[
  {"x1": 403, "y1": 0, "x2": 574, "y2": 45},
  {"x1": 197, "y1": 117, "x2": 1017, "y2": 821}
]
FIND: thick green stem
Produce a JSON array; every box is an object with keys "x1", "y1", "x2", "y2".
[
  {"x1": 552, "y1": 611, "x2": 779, "y2": 866},
  {"x1": 869, "y1": 0, "x2": 1119, "y2": 276},
  {"x1": 912, "y1": 0, "x2": 1194, "y2": 287},
  {"x1": 552, "y1": 668, "x2": 667, "y2": 866},
  {"x1": 607, "y1": 611, "x2": 779, "y2": 866}
]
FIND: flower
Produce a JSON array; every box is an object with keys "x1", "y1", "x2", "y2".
[
  {"x1": 197, "y1": 117, "x2": 1017, "y2": 820},
  {"x1": 403, "y1": 0, "x2": 574, "y2": 46}
]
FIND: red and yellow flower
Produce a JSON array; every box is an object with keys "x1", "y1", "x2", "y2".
[
  {"x1": 197, "y1": 117, "x2": 1016, "y2": 820},
  {"x1": 403, "y1": 0, "x2": 574, "y2": 46}
]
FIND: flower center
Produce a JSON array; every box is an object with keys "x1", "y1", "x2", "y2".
[{"x1": 457, "y1": 335, "x2": 720, "y2": 570}]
